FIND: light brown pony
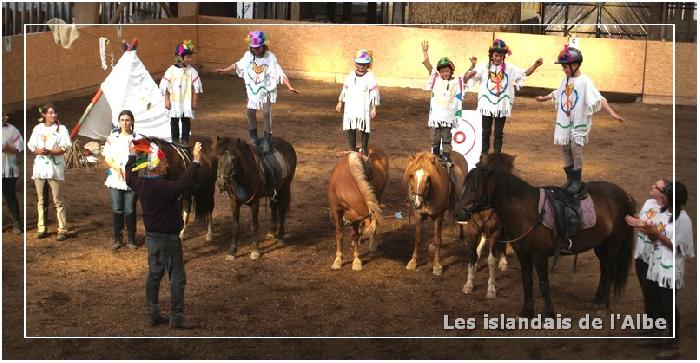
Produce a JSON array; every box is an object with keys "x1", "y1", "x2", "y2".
[
  {"x1": 403, "y1": 151, "x2": 468, "y2": 276},
  {"x1": 327, "y1": 147, "x2": 389, "y2": 270}
]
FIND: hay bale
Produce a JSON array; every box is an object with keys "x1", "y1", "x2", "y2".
[{"x1": 408, "y1": 3, "x2": 521, "y2": 32}]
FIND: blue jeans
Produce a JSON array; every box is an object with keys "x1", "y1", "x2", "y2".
[
  {"x1": 145, "y1": 232, "x2": 186, "y2": 322},
  {"x1": 110, "y1": 188, "x2": 136, "y2": 215}
]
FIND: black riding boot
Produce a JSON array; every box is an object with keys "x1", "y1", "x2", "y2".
[
  {"x1": 347, "y1": 130, "x2": 357, "y2": 152},
  {"x1": 432, "y1": 145, "x2": 440, "y2": 157},
  {"x1": 263, "y1": 132, "x2": 272, "y2": 153},
  {"x1": 360, "y1": 131, "x2": 369, "y2": 156},
  {"x1": 249, "y1": 129, "x2": 260, "y2": 147},
  {"x1": 562, "y1": 165, "x2": 574, "y2": 190},
  {"x1": 125, "y1": 213, "x2": 137, "y2": 249},
  {"x1": 566, "y1": 168, "x2": 586, "y2": 196},
  {"x1": 112, "y1": 213, "x2": 124, "y2": 250}
]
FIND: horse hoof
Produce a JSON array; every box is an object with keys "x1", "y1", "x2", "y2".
[
  {"x1": 250, "y1": 251, "x2": 261, "y2": 260},
  {"x1": 331, "y1": 258, "x2": 343, "y2": 270},
  {"x1": 406, "y1": 259, "x2": 417, "y2": 270},
  {"x1": 205, "y1": 234, "x2": 213, "y2": 242},
  {"x1": 225, "y1": 254, "x2": 236, "y2": 261},
  {"x1": 276, "y1": 239, "x2": 286, "y2": 247},
  {"x1": 499, "y1": 261, "x2": 508, "y2": 272},
  {"x1": 265, "y1": 232, "x2": 276, "y2": 240},
  {"x1": 486, "y1": 290, "x2": 497, "y2": 299},
  {"x1": 352, "y1": 259, "x2": 363, "y2": 271},
  {"x1": 428, "y1": 243, "x2": 435, "y2": 254},
  {"x1": 432, "y1": 264, "x2": 443, "y2": 276},
  {"x1": 462, "y1": 284, "x2": 474, "y2": 294},
  {"x1": 179, "y1": 231, "x2": 186, "y2": 239}
]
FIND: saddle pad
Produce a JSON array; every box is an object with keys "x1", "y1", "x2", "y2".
[{"x1": 538, "y1": 188, "x2": 596, "y2": 231}]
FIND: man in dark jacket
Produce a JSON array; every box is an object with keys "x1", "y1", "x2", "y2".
[{"x1": 125, "y1": 141, "x2": 202, "y2": 329}]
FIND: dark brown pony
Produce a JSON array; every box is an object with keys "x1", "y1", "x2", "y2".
[
  {"x1": 458, "y1": 208, "x2": 506, "y2": 298},
  {"x1": 403, "y1": 151, "x2": 468, "y2": 276},
  {"x1": 455, "y1": 153, "x2": 636, "y2": 317},
  {"x1": 145, "y1": 136, "x2": 216, "y2": 240},
  {"x1": 213, "y1": 136, "x2": 297, "y2": 260},
  {"x1": 327, "y1": 147, "x2": 389, "y2": 270}
]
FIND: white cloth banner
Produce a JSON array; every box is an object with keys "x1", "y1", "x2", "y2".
[{"x1": 451, "y1": 110, "x2": 483, "y2": 171}]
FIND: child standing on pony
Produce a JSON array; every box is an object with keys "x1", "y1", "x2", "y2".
[
  {"x1": 160, "y1": 40, "x2": 203, "y2": 146},
  {"x1": 336, "y1": 49, "x2": 380, "y2": 156},
  {"x1": 464, "y1": 39, "x2": 543, "y2": 156},
  {"x1": 421, "y1": 40, "x2": 475, "y2": 163},
  {"x1": 536, "y1": 43, "x2": 624, "y2": 196},
  {"x1": 216, "y1": 31, "x2": 299, "y2": 153}
]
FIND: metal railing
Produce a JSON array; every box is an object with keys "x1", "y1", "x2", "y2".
[
  {"x1": 2, "y1": 2, "x2": 169, "y2": 37},
  {"x1": 2, "y1": 2, "x2": 72, "y2": 36}
]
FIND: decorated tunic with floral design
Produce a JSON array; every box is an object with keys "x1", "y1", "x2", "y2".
[
  {"x1": 2, "y1": 123, "x2": 24, "y2": 178},
  {"x1": 103, "y1": 131, "x2": 138, "y2": 190},
  {"x1": 647, "y1": 210, "x2": 694, "y2": 289},
  {"x1": 339, "y1": 70, "x2": 380, "y2": 133},
  {"x1": 159, "y1": 64, "x2": 203, "y2": 119},
  {"x1": 471, "y1": 62, "x2": 526, "y2": 118},
  {"x1": 27, "y1": 123, "x2": 71, "y2": 180},
  {"x1": 235, "y1": 51, "x2": 286, "y2": 110},
  {"x1": 426, "y1": 69, "x2": 463, "y2": 128},
  {"x1": 550, "y1": 74, "x2": 603, "y2": 146}
]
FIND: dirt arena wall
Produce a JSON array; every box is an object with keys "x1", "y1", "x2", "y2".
[{"x1": 2, "y1": 15, "x2": 695, "y2": 109}]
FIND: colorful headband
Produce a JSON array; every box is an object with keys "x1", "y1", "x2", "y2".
[
  {"x1": 131, "y1": 139, "x2": 165, "y2": 172},
  {"x1": 489, "y1": 39, "x2": 512, "y2": 56},
  {"x1": 175, "y1": 40, "x2": 195, "y2": 62},
  {"x1": 354, "y1": 49, "x2": 373, "y2": 64},
  {"x1": 246, "y1": 31, "x2": 266, "y2": 48}
]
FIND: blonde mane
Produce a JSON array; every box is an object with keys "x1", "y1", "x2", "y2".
[
  {"x1": 347, "y1": 152, "x2": 382, "y2": 232},
  {"x1": 403, "y1": 152, "x2": 443, "y2": 184}
]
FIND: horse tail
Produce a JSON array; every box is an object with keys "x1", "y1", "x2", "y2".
[
  {"x1": 193, "y1": 164, "x2": 216, "y2": 222},
  {"x1": 347, "y1": 153, "x2": 382, "y2": 230},
  {"x1": 612, "y1": 192, "x2": 637, "y2": 295}
]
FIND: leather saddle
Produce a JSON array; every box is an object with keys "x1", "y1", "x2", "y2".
[{"x1": 543, "y1": 186, "x2": 583, "y2": 253}]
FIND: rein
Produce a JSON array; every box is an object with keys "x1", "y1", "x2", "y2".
[{"x1": 497, "y1": 205, "x2": 545, "y2": 244}]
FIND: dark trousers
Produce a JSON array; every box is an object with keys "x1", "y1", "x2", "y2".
[
  {"x1": 346, "y1": 129, "x2": 369, "y2": 155},
  {"x1": 2, "y1": 177, "x2": 20, "y2": 225},
  {"x1": 145, "y1": 232, "x2": 186, "y2": 323},
  {"x1": 430, "y1": 126, "x2": 452, "y2": 155},
  {"x1": 635, "y1": 258, "x2": 655, "y2": 317},
  {"x1": 170, "y1": 117, "x2": 191, "y2": 144},
  {"x1": 481, "y1": 114, "x2": 507, "y2": 154},
  {"x1": 655, "y1": 286, "x2": 679, "y2": 345}
]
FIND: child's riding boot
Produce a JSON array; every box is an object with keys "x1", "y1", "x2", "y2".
[
  {"x1": 432, "y1": 145, "x2": 440, "y2": 157},
  {"x1": 360, "y1": 131, "x2": 369, "y2": 157},
  {"x1": 566, "y1": 168, "x2": 586, "y2": 197},
  {"x1": 562, "y1": 165, "x2": 574, "y2": 190},
  {"x1": 347, "y1": 130, "x2": 357, "y2": 152},
  {"x1": 263, "y1": 132, "x2": 272, "y2": 153},
  {"x1": 249, "y1": 129, "x2": 260, "y2": 148}
]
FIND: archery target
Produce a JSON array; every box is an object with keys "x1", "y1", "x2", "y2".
[{"x1": 451, "y1": 110, "x2": 482, "y2": 171}]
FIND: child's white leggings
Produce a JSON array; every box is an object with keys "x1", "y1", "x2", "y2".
[{"x1": 246, "y1": 102, "x2": 272, "y2": 134}]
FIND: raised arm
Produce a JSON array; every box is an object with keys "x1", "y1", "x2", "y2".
[
  {"x1": 525, "y1": 58, "x2": 544, "y2": 77},
  {"x1": 421, "y1": 40, "x2": 433, "y2": 74},
  {"x1": 463, "y1": 56, "x2": 478, "y2": 81}
]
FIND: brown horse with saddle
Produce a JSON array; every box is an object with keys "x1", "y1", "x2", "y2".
[
  {"x1": 213, "y1": 136, "x2": 297, "y2": 260},
  {"x1": 403, "y1": 151, "x2": 469, "y2": 276},
  {"x1": 327, "y1": 147, "x2": 389, "y2": 271},
  {"x1": 455, "y1": 153, "x2": 636, "y2": 317}
]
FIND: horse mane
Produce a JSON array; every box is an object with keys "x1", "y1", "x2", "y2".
[
  {"x1": 484, "y1": 153, "x2": 516, "y2": 172},
  {"x1": 347, "y1": 152, "x2": 382, "y2": 231},
  {"x1": 403, "y1": 152, "x2": 442, "y2": 184}
]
